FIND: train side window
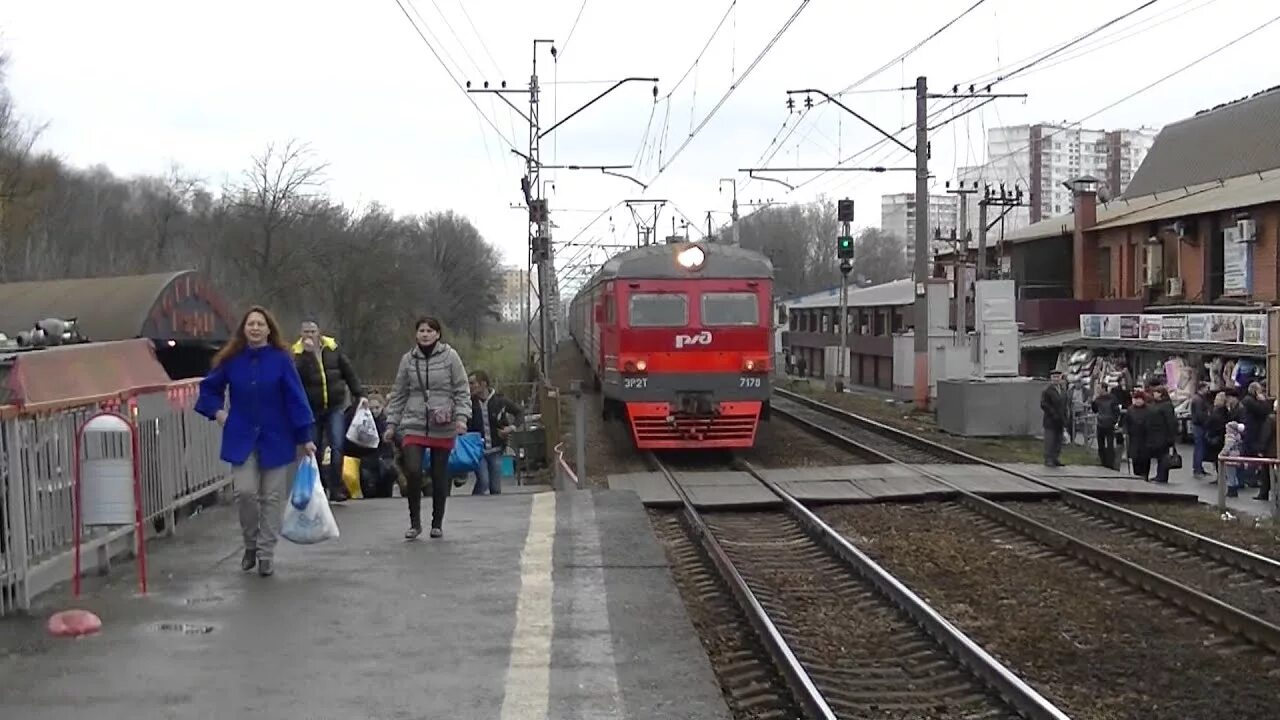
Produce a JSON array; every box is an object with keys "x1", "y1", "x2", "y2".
[
  {"x1": 628, "y1": 293, "x2": 687, "y2": 327},
  {"x1": 606, "y1": 296, "x2": 615, "y2": 323},
  {"x1": 702, "y1": 292, "x2": 759, "y2": 326}
]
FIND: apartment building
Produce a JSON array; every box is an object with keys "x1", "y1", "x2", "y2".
[
  {"x1": 957, "y1": 124, "x2": 1158, "y2": 230},
  {"x1": 498, "y1": 266, "x2": 527, "y2": 323},
  {"x1": 880, "y1": 193, "x2": 960, "y2": 263}
]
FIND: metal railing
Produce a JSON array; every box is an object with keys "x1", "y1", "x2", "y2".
[{"x1": 0, "y1": 380, "x2": 227, "y2": 616}]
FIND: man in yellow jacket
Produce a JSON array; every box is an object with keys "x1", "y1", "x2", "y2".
[{"x1": 294, "y1": 321, "x2": 364, "y2": 501}]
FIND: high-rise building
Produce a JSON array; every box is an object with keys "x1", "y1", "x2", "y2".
[
  {"x1": 880, "y1": 193, "x2": 960, "y2": 264},
  {"x1": 957, "y1": 124, "x2": 1158, "y2": 229},
  {"x1": 497, "y1": 266, "x2": 527, "y2": 324}
]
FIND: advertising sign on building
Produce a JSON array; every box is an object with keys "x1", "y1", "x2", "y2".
[
  {"x1": 1079, "y1": 312, "x2": 1265, "y2": 346},
  {"x1": 1223, "y1": 226, "x2": 1254, "y2": 297}
]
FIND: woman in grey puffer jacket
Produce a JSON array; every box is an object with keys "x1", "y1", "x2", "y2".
[{"x1": 383, "y1": 316, "x2": 472, "y2": 539}]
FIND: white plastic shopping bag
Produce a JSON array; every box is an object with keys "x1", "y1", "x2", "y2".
[
  {"x1": 281, "y1": 455, "x2": 340, "y2": 544},
  {"x1": 346, "y1": 402, "x2": 379, "y2": 450}
]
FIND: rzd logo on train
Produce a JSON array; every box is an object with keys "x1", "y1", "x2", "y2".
[{"x1": 675, "y1": 331, "x2": 712, "y2": 349}]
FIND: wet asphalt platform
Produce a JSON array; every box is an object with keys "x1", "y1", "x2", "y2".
[{"x1": 0, "y1": 487, "x2": 731, "y2": 720}]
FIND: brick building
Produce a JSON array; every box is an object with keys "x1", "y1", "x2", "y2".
[{"x1": 993, "y1": 86, "x2": 1280, "y2": 402}]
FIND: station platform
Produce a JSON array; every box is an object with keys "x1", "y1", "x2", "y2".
[
  {"x1": 0, "y1": 489, "x2": 731, "y2": 720},
  {"x1": 609, "y1": 462, "x2": 1202, "y2": 508}
]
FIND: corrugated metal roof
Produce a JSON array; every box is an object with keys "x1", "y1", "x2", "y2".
[
  {"x1": 999, "y1": 172, "x2": 1274, "y2": 243},
  {"x1": 0, "y1": 270, "x2": 192, "y2": 342},
  {"x1": 786, "y1": 278, "x2": 915, "y2": 310},
  {"x1": 1123, "y1": 86, "x2": 1280, "y2": 199},
  {"x1": 1001, "y1": 189, "x2": 1187, "y2": 244},
  {"x1": 1091, "y1": 169, "x2": 1280, "y2": 231},
  {"x1": 1020, "y1": 329, "x2": 1082, "y2": 349}
]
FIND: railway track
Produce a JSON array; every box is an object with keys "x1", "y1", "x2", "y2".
[
  {"x1": 772, "y1": 388, "x2": 1280, "y2": 653},
  {"x1": 647, "y1": 452, "x2": 1069, "y2": 720}
]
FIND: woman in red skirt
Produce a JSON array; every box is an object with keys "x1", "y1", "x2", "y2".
[{"x1": 383, "y1": 316, "x2": 472, "y2": 539}]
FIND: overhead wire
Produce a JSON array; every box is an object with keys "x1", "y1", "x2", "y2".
[
  {"x1": 969, "y1": 0, "x2": 1218, "y2": 87},
  {"x1": 759, "y1": 0, "x2": 1187, "y2": 203},
  {"x1": 391, "y1": 0, "x2": 521, "y2": 154},
  {"x1": 451, "y1": 0, "x2": 524, "y2": 174},
  {"x1": 957, "y1": 0, "x2": 1199, "y2": 89},
  {"x1": 649, "y1": 0, "x2": 812, "y2": 187},
  {"x1": 964, "y1": 10, "x2": 1280, "y2": 177},
  {"x1": 836, "y1": 0, "x2": 988, "y2": 95},
  {"x1": 558, "y1": 0, "x2": 591, "y2": 60},
  {"x1": 743, "y1": 0, "x2": 987, "y2": 195}
]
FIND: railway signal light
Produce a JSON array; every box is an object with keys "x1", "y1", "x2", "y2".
[
  {"x1": 837, "y1": 235, "x2": 854, "y2": 259},
  {"x1": 837, "y1": 198, "x2": 854, "y2": 223}
]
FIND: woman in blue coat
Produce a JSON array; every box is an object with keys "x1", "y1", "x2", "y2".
[{"x1": 196, "y1": 306, "x2": 316, "y2": 577}]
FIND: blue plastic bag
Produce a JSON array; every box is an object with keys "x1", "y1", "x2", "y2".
[
  {"x1": 281, "y1": 456, "x2": 340, "y2": 544},
  {"x1": 426, "y1": 432, "x2": 485, "y2": 476}
]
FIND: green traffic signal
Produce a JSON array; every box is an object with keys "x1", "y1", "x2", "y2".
[{"x1": 836, "y1": 235, "x2": 853, "y2": 259}]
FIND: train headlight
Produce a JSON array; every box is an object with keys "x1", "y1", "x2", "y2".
[
  {"x1": 635, "y1": 359, "x2": 647, "y2": 372},
  {"x1": 676, "y1": 245, "x2": 705, "y2": 270}
]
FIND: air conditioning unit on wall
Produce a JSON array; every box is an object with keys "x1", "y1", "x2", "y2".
[{"x1": 1237, "y1": 218, "x2": 1258, "y2": 242}]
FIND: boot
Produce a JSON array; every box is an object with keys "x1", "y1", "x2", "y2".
[
  {"x1": 257, "y1": 557, "x2": 274, "y2": 577},
  {"x1": 241, "y1": 549, "x2": 257, "y2": 572}
]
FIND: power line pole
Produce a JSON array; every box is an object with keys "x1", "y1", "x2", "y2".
[
  {"x1": 977, "y1": 183, "x2": 1027, "y2": 280},
  {"x1": 836, "y1": 199, "x2": 855, "y2": 388},
  {"x1": 946, "y1": 181, "x2": 979, "y2": 343},
  {"x1": 913, "y1": 78, "x2": 1026, "y2": 409},
  {"x1": 719, "y1": 178, "x2": 739, "y2": 245},
  {"x1": 468, "y1": 49, "x2": 657, "y2": 383},
  {"x1": 913, "y1": 76, "x2": 930, "y2": 410}
]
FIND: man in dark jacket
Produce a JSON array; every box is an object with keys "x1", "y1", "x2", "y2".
[
  {"x1": 1147, "y1": 387, "x2": 1179, "y2": 484},
  {"x1": 1240, "y1": 382, "x2": 1271, "y2": 488},
  {"x1": 1041, "y1": 370, "x2": 1069, "y2": 467},
  {"x1": 1091, "y1": 385, "x2": 1122, "y2": 470},
  {"x1": 294, "y1": 321, "x2": 364, "y2": 501},
  {"x1": 466, "y1": 370, "x2": 524, "y2": 495},
  {"x1": 1189, "y1": 383, "x2": 1212, "y2": 477}
]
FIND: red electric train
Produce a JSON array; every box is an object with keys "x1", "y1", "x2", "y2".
[{"x1": 568, "y1": 241, "x2": 775, "y2": 449}]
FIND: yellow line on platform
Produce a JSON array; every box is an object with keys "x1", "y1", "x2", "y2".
[{"x1": 500, "y1": 491, "x2": 556, "y2": 720}]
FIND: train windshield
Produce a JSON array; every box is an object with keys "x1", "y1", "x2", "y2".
[
  {"x1": 701, "y1": 292, "x2": 759, "y2": 326},
  {"x1": 628, "y1": 293, "x2": 688, "y2": 327}
]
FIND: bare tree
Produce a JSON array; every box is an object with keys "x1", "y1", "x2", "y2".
[
  {"x1": 0, "y1": 53, "x2": 507, "y2": 379},
  {"x1": 231, "y1": 140, "x2": 328, "y2": 299},
  {"x1": 0, "y1": 51, "x2": 50, "y2": 280},
  {"x1": 852, "y1": 227, "x2": 910, "y2": 286}
]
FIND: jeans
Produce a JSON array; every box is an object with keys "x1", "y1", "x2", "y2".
[
  {"x1": 233, "y1": 453, "x2": 290, "y2": 560},
  {"x1": 1191, "y1": 425, "x2": 1207, "y2": 474},
  {"x1": 472, "y1": 452, "x2": 505, "y2": 495},
  {"x1": 313, "y1": 409, "x2": 346, "y2": 495}
]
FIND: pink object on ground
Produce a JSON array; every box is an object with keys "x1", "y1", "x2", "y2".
[{"x1": 47, "y1": 609, "x2": 103, "y2": 637}]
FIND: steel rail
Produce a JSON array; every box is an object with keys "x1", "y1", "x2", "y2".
[
  {"x1": 772, "y1": 389, "x2": 1280, "y2": 653},
  {"x1": 733, "y1": 458, "x2": 1072, "y2": 720},
  {"x1": 775, "y1": 388, "x2": 1280, "y2": 583},
  {"x1": 645, "y1": 454, "x2": 837, "y2": 720}
]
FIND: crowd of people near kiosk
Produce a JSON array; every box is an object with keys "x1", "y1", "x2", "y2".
[{"x1": 1042, "y1": 355, "x2": 1273, "y2": 501}]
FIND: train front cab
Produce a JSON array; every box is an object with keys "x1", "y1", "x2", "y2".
[{"x1": 602, "y1": 277, "x2": 772, "y2": 449}]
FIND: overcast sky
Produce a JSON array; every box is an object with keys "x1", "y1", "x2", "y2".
[{"x1": 2, "y1": 0, "x2": 1276, "y2": 283}]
